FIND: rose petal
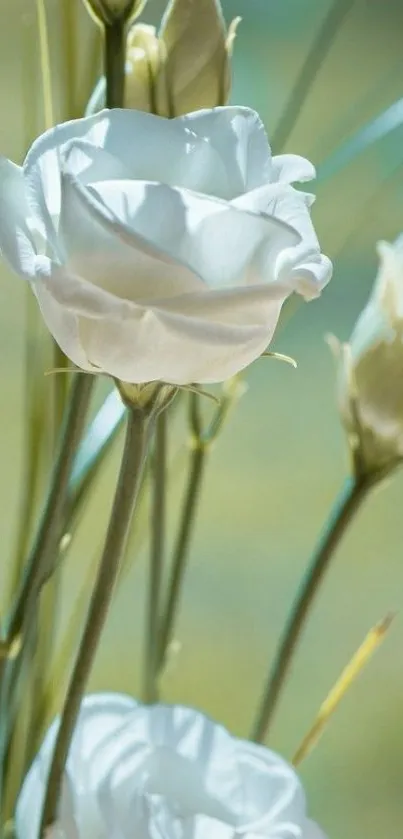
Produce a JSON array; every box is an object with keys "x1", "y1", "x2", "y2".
[
  {"x1": 271, "y1": 154, "x2": 316, "y2": 185},
  {"x1": 58, "y1": 171, "x2": 206, "y2": 301},
  {"x1": 0, "y1": 157, "x2": 38, "y2": 278},
  {"x1": 179, "y1": 106, "x2": 272, "y2": 195},
  {"x1": 234, "y1": 740, "x2": 306, "y2": 831},
  {"x1": 16, "y1": 696, "x2": 327, "y2": 839},
  {"x1": 70, "y1": 175, "x2": 300, "y2": 292},
  {"x1": 23, "y1": 109, "x2": 231, "y2": 240},
  {"x1": 263, "y1": 185, "x2": 332, "y2": 298},
  {"x1": 305, "y1": 820, "x2": 328, "y2": 839},
  {"x1": 34, "y1": 258, "x2": 288, "y2": 382}
]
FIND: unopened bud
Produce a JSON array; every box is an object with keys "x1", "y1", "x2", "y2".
[
  {"x1": 159, "y1": 0, "x2": 240, "y2": 116},
  {"x1": 126, "y1": 24, "x2": 167, "y2": 111},
  {"x1": 334, "y1": 235, "x2": 403, "y2": 477},
  {"x1": 83, "y1": 0, "x2": 146, "y2": 25},
  {"x1": 86, "y1": 23, "x2": 165, "y2": 114}
]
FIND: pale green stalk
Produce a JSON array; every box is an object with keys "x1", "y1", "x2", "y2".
[
  {"x1": 157, "y1": 389, "x2": 237, "y2": 675},
  {"x1": 0, "y1": 376, "x2": 93, "y2": 827},
  {"x1": 9, "y1": 296, "x2": 50, "y2": 600},
  {"x1": 144, "y1": 412, "x2": 167, "y2": 702},
  {"x1": 62, "y1": 0, "x2": 77, "y2": 119},
  {"x1": 251, "y1": 474, "x2": 373, "y2": 743},
  {"x1": 157, "y1": 439, "x2": 206, "y2": 674},
  {"x1": 40, "y1": 406, "x2": 152, "y2": 831},
  {"x1": 6, "y1": 376, "x2": 93, "y2": 663}
]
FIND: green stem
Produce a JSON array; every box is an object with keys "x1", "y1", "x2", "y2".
[
  {"x1": 0, "y1": 374, "x2": 93, "y2": 829},
  {"x1": 7, "y1": 376, "x2": 93, "y2": 647},
  {"x1": 51, "y1": 344, "x2": 70, "y2": 449},
  {"x1": 272, "y1": 0, "x2": 354, "y2": 151},
  {"x1": 251, "y1": 474, "x2": 372, "y2": 743},
  {"x1": 40, "y1": 406, "x2": 152, "y2": 831},
  {"x1": 144, "y1": 413, "x2": 167, "y2": 703},
  {"x1": 157, "y1": 441, "x2": 206, "y2": 673},
  {"x1": 104, "y1": 19, "x2": 126, "y2": 108}
]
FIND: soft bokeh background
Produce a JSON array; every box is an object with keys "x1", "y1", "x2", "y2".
[{"x1": 1, "y1": 1, "x2": 403, "y2": 836}]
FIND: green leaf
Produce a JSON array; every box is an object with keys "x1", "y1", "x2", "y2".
[{"x1": 317, "y1": 97, "x2": 403, "y2": 183}]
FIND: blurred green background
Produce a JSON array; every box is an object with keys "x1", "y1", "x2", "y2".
[{"x1": 1, "y1": 0, "x2": 403, "y2": 837}]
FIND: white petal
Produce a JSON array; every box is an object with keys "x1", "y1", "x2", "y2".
[
  {"x1": 271, "y1": 154, "x2": 316, "y2": 185},
  {"x1": 58, "y1": 171, "x2": 206, "y2": 300},
  {"x1": 0, "y1": 157, "x2": 37, "y2": 277},
  {"x1": 305, "y1": 819, "x2": 328, "y2": 839},
  {"x1": 15, "y1": 694, "x2": 137, "y2": 839},
  {"x1": 264, "y1": 185, "x2": 332, "y2": 298},
  {"x1": 24, "y1": 108, "x2": 230, "y2": 224},
  {"x1": 234, "y1": 740, "x2": 306, "y2": 832},
  {"x1": 36, "y1": 256, "x2": 290, "y2": 382},
  {"x1": 91, "y1": 705, "x2": 240, "y2": 832},
  {"x1": 32, "y1": 257, "x2": 96, "y2": 372},
  {"x1": 23, "y1": 111, "x2": 110, "y2": 258},
  {"x1": 231, "y1": 182, "x2": 286, "y2": 213},
  {"x1": 177, "y1": 106, "x2": 272, "y2": 196},
  {"x1": 84, "y1": 178, "x2": 300, "y2": 291}
]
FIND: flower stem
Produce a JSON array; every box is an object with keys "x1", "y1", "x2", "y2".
[
  {"x1": 40, "y1": 406, "x2": 152, "y2": 832},
  {"x1": 0, "y1": 374, "x2": 93, "y2": 829},
  {"x1": 104, "y1": 18, "x2": 126, "y2": 108},
  {"x1": 157, "y1": 441, "x2": 206, "y2": 673},
  {"x1": 144, "y1": 412, "x2": 167, "y2": 703},
  {"x1": 251, "y1": 474, "x2": 372, "y2": 744},
  {"x1": 6, "y1": 375, "x2": 93, "y2": 648}
]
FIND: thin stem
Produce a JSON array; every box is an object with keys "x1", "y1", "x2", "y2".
[
  {"x1": 7, "y1": 375, "x2": 93, "y2": 647},
  {"x1": 40, "y1": 407, "x2": 152, "y2": 831},
  {"x1": 51, "y1": 345, "x2": 70, "y2": 449},
  {"x1": 272, "y1": 0, "x2": 354, "y2": 151},
  {"x1": 144, "y1": 413, "x2": 167, "y2": 702},
  {"x1": 157, "y1": 442, "x2": 206, "y2": 673},
  {"x1": 104, "y1": 19, "x2": 126, "y2": 108},
  {"x1": 62, "y1": 0, "x2": 77, "y2": 119},
  {"x1": 0, "y1": 375, "x2": 93, "y2": 830},
  {"x1": 251, "y1": 474, "x2": 372, "y2": 744},
  {"x1": 9, "y1": 295, "x2": 48, "y2": 601},
  {"x1": 35, "y1": 0, "x2": 53, "y2": 130}
]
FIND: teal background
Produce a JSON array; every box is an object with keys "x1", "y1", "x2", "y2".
[{"x1": 0, "y1": 1, "x2": 403, "y2": 836}]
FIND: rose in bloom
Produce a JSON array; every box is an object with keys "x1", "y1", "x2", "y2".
[
  {"x1": 336, "y1": 235, "x2": 403, "y2": 475},
  {"x1": 16, "y1": 694, "x2": 326, "y2": 839},
  {"x1": 0, "y1": 107, "x2": 331, "y2": 384}
]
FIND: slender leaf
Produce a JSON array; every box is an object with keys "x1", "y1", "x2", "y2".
[
  {"x1": 317, "y1": 97, "x2": 403, "y2": 182},
  {"x1": 272, "y1": 0, "x2": 354, "y2": 152},
  {"x1": 68, "y1": 388, "x2": 126, "y2": 513}
]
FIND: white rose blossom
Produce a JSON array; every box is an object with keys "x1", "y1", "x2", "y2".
[
  {"x1": 16, "y1": 694, "x2": 327, "y2": 839},
  {"x1": 0, "y1": 107, "x2": 331, "y2": 384}
]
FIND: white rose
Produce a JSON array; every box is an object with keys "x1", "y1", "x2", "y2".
[
  {"x1": 0, "y1": 107, "x2": 331, "y2": 384},
  {"x1": 16, "y1": 694, "x2": 327, "y2": 839},
  {"x1": 337, "y1": 234, "x2": 403, "y2": 474}
]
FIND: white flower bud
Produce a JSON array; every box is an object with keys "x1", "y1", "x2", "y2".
[
  {"x1": 336, "y1": 235, "x2": 403, "y2": 476},
  {"x1": 83, "y1": 0, "x2": 146, "y2": 25},
  {"x1": 125, "y1": 23, "x2": 167, "y2": 112},
  {"x1": 85, "y1": 24, "x2": 166, "y2": 115},
  {"x1": 159, "y1": 0, "x2": 240, "y2": 116}
]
